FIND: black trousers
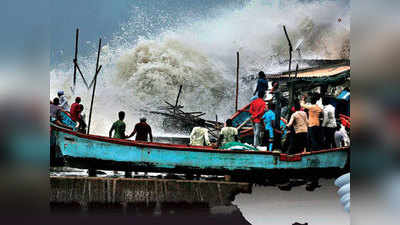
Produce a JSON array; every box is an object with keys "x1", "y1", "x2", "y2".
[
  {"x1": 308, "y1": 126, "x2": 322, "y2": 151},
  {"x1": 273, "y1": 131, "x2": 282, "y2": 150},
  {"x1": 288, "y1": 132, "x2": 307, "y2": 155},
  {"x1": 323, "y1": 127, "x2": 336, "y2": 148},
  {"x1": 282, "y1": 126, "x2": 294, "y2": 153}
]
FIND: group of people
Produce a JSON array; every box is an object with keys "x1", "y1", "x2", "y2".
[
  {"x1": 186, "y1": 70, "x2": 350, "y2": 154},
  {"x1": 189, "y1": 118, "x2": 239, "y2": 148},
  {"x1": 50, "y1": 91, "x2": 86, "y2": 132},
  {"x1": 108, "y1": 111, "x2": 153, "y2": 142},
  {"x1": 50, "y1": 91, "x2": 153, "y2": 142},
  {"x1": 250, "y1": 71, "x2": 350, "y2": 154}
]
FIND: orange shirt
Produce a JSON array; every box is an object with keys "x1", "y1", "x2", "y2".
[{"x1": 301, "y1": 101, "x2": 322, "y2": 127}]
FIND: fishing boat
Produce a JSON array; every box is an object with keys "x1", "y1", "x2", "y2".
[
  {"x1": 50, "y1": 110, "x2": 78, "y2": 167},
  {"x1": 51, "y1": 121, "x2": 349, "y2": 178}
]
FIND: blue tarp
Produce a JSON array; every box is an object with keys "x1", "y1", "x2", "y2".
[{"x1": 337, "y1": 90, "x2": 350, "y2": 101}]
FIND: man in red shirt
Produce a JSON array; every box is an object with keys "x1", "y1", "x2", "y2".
[
  {"x1": 128, "y1": 117, "x2": 153, "y2": 142},
  {"x1": 69, "y1": 97, "x2": 81, "y2": 122},
  {"x1": 249, "y1": 92, "x2": 266, "y2": 147}
]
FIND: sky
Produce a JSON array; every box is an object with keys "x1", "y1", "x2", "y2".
[{"x1": 49, "y1": 0, "x2": 249, "y2": 65}]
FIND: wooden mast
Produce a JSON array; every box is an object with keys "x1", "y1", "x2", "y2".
[
  {"x1": 72, "y1": 28, "x2": 79, "y2": 91},
  {"x1": 283, "y1": 25, "x2": 293, "y2": 77},
  {"x1": 235, "y1": 51, "x2": 239, "y2": 112},
  {"x1": 87, "y1": 38, "x2": 102, "y2": 135}
]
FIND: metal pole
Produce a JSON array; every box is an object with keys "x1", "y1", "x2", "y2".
[
  {"x1": 87, "y1": 38, "x2": 102, "y2": 135},
  {"x1": 73, "y1": 28, "x2": 79, "y2": 89},
  {"x1": 235, "y1": 51, "x2": 239, "y2": 112}
]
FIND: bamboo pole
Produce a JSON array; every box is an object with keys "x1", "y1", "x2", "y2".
[
  {"x1": 174, "y1": 85, "x2": 183, "y2": 116},
  {"x1": 283, "y1": 25, "x2": 293, "y2": 77},
  {"x1": 73, "y1": 61, "x2": 89, "y2": 89},
  {"x1": 237, "y1": 117, "x2": 252, "y2": 130},
  {"x1": 87, "y1": 38, "x2": 102, "y2": 135},
  {"x1": 287, "y1": 64, "x2": 299, "y2": 120},
  {"x1": 73, "y1": 28, "x2": 79, "y2": 90},
  {"x1": 235, "y1": 51, "x2": 239, "y2": 112}
]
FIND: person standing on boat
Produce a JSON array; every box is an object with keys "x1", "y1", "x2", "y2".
[
  {"x1": 279, "y1": 119, "x2": 288, "y2": 149},
  {"x1": 250, "y1": 92, "x2": 266, "y2": 147},
  {"x1": 76, "y1": 104, "x2": 87, "y2": 133},
  {"x1": 57, "y1": 90, "x2": 69, "y2": 111},
  {"x1": 217, "y1": 119, "x2": 238, "y2": 147},
  {"x1": 287, "y1": 101, "x2": 308, "y2": 154},
  {"x1": 109, "y1": 111, "x2": 127, "y2": 139},
  {"x1": 190, "y1": 119, "x2": 210, "y2": 146},
  {"x1": 69, "y1": 97, "x2": 81, "y2": 122},
  {"x1": 50, "y1": 98, "x2": 72, "y2": 129},
  {"x1": 129, "y1": 117, "x2": 153, "y2": 142},
  {"x1": 50, "y1": 97, "x2": 62, "y2": 122},
  {"x1": 262, "y1": 103, "x2": 276, "y2": 151},
  {"x1": 334, "y1": 123, "x2": 350, "y2": 148},
  {"x1": 321, "y1": 97, "x2": 337, "y2": 148},
  {"x1": 300, "y1": 95, "x2": 322, "y2": 151},
  {"x1": 253, "y1": 71, "x2": 268, "y2": 98}
]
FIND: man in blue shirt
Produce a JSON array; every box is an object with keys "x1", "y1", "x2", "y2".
[
  {"x1": 262, "y1": 103, "x2": 276, "y2": 151},
  {"x1": 253, "y1": 71, "x2": 268, "y2": 99}
]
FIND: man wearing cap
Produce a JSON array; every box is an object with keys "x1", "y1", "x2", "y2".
[
  {"x1": 57, "y1": 90, "x2": 69, "y2": 111},
  {"x1": 129, "y1": 117, "x2": 153, "y2": 142}
]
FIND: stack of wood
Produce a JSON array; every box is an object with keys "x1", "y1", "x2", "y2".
[
  {"x1": 149, "y1": 100, "x2": 223, "y2": 139},
  {"x1": 147, "y1": 85, "x2": 223, "y2": 138}
]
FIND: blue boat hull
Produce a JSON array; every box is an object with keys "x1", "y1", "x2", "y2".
[{"x1": 51, "y1": 124, "x2": 349, "y2": 176}]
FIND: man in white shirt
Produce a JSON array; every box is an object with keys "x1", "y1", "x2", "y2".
[
  {"x1": 190, "y1": 119, "x2": 210, "y2": 146},
  {"x1": 58, "y1": 90, "x2": 69, "y2": 111},
  {"x1": 321, "y1": 97, "x2": 337, "y2": 148},
  {"x1": 217, "y1": 119, "x2": 238, "y2": 147}
]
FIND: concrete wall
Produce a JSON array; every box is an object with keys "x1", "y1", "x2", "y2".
[{"x1": 50, "y1": 176, "x2": 251, "y2": 215}]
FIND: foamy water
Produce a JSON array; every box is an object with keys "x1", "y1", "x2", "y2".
[{"x1": 50, "y1": 0, "x2": 350, "y2": 135}]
